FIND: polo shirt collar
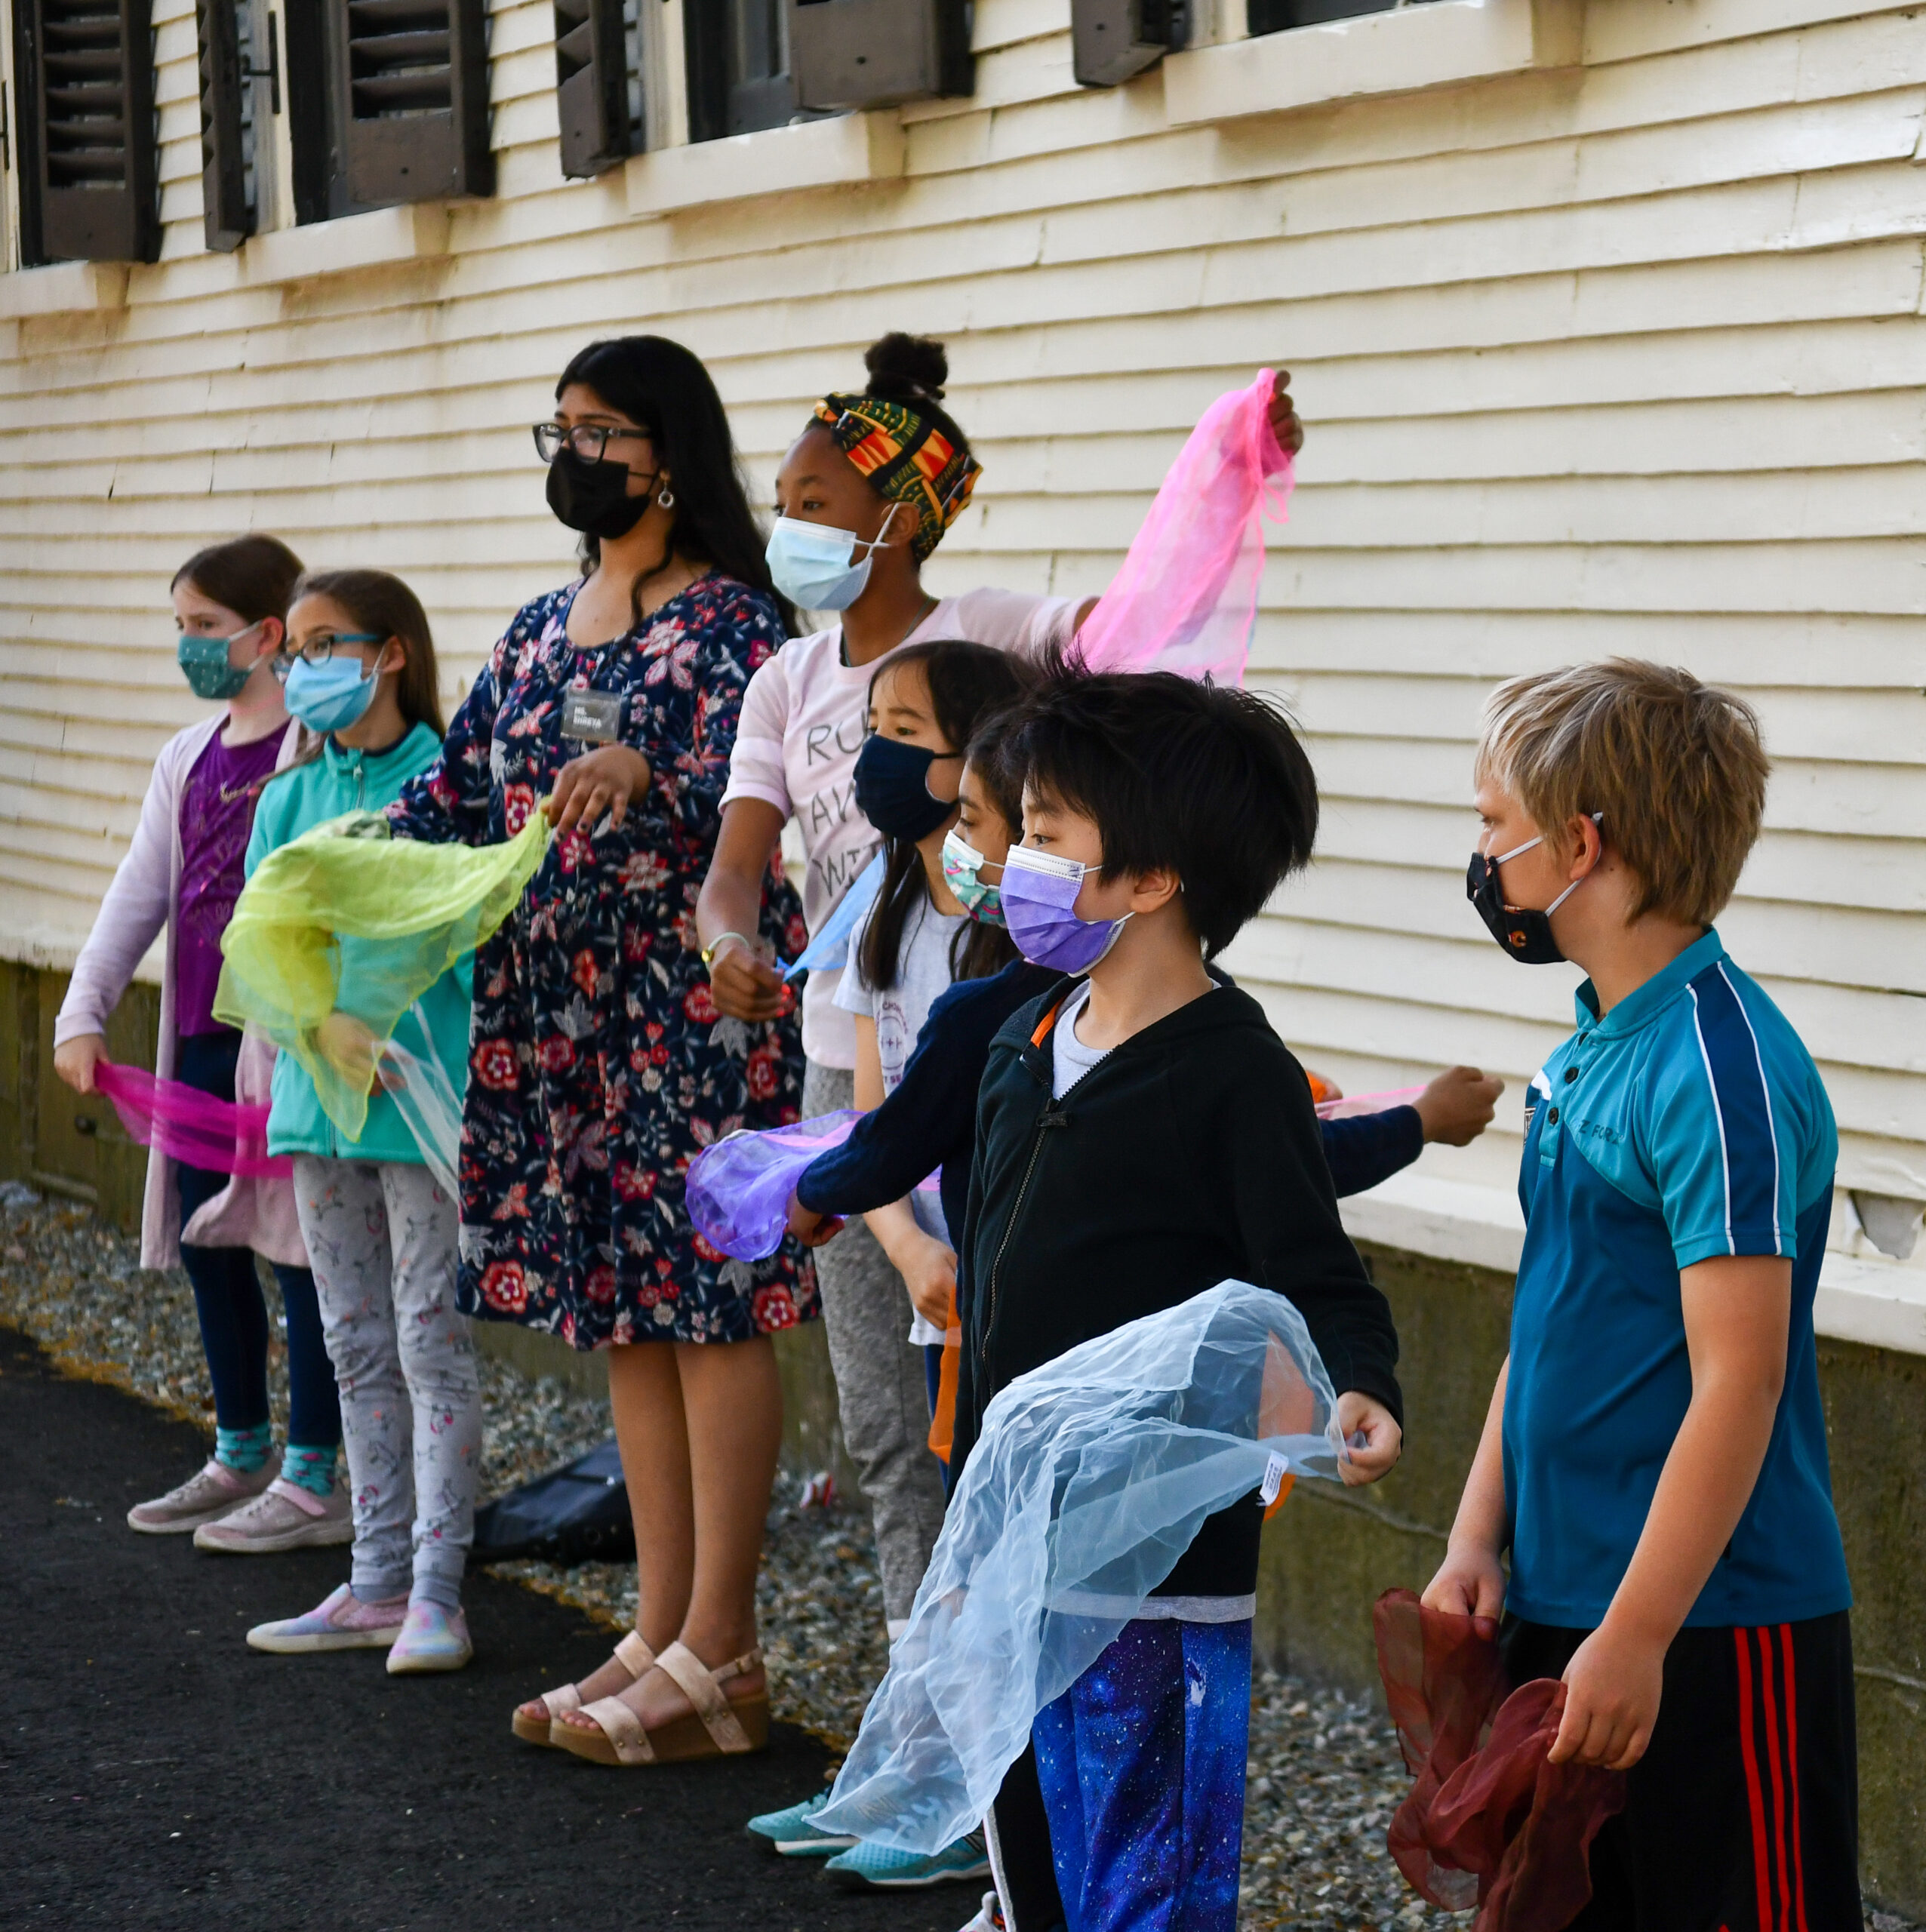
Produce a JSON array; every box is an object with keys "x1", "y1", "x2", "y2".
[{"x1": 1574, "y1": 928, "x2": 1724, "y2": 1041}]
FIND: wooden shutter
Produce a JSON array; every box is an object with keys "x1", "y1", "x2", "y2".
[
  {"x1": 789, "y1": 0, "x2": 971, "y2": 112},
  {"x1": 11, "y1": 0, "x2": 160, "y2": 264},
  {"x1": 553, "y1": 0, "x2": 637, "y2": 179},
  {"x1": 334, "y1": 0, "x2": 493, "y2": 205},
  {"x1": 1069, "y1": 0, "x2": 1186, "y2": 88},
  {"x1": 196, "y1": 0, "x2": 252, "y2": 251}
]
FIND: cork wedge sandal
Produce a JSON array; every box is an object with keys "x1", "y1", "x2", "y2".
[
  {"x1": 511, "y1": 1629, "x2": 656, "y2": 1746},
  {"x1": 551, "y1": 1641, "x2": 769, "y2": 1767}
]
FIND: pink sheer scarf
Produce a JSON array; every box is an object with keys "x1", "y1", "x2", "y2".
[
  {"x1": 1074, "y1": 368, "x2": 1295, "y2": 688},
  {"x1": 94, "y1": 1060, "x2": 291, "y2": 1178}
]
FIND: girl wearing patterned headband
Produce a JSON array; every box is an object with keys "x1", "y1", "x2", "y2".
[{"x1": 694, "y1": 331, "x2": 1303, "y2": 1893}]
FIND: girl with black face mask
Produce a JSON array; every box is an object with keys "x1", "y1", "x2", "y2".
[{"x1": 386, "y1": 335, "x2": 813, "y2": 1769}]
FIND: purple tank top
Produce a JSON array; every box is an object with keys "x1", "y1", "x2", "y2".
[{"x1": 175, "y1": 727, "x2": 284, "y2": 1037}]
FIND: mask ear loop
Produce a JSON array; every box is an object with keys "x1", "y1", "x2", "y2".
[{"x1": 1494, "y1": 811, "x2": 1604, "y2": 906}]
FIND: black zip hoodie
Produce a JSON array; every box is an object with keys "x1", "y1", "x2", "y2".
[{"x1": 952, "y1": 977, "x2": 1402, "y2": 1600}]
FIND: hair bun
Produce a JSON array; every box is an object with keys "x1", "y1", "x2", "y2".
[{"x1": 864, "y1": 331, "x2": 949, "y2": 406}]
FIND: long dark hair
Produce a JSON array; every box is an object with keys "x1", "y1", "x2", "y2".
[
  {"x1": 273, "y1": 568, "x2": 445, "y2": 775},
  {"x1": 172, "y1": 534, "x2": 305, "y2": 628},
  {"x1": 557, "y1": 335, "x2": 797, "y2": 635},
  {"x1": 858, "y1": 641, "x2": 1034, "y2": 992}
]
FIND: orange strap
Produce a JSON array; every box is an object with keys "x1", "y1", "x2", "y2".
[
  {"x1": 1029, "y1": 995, "x2": 1069, "y2": 1049},
  {"x1": 1263, "y1": 1473, "x2": 1296, "y2": 1521},
  {"x1": 928, "y1": 1281, "x2": 961, "y2": 1464}
]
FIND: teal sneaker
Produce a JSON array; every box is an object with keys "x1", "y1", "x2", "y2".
[
  {"x1": 822, "y1": 1830, "x2": 991, "y2": 1890},
  {"x1": 746, "y1": 1791, "x2": 859, "y2": 1857}
]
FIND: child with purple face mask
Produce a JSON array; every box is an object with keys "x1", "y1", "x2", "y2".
[{"x1": 953, "y1": 669, "x2": 1404, "y2": 1932}]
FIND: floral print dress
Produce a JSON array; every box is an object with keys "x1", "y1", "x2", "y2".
[{"x1": 387, "y1": 574, "x2": 816, "y2": 1349}]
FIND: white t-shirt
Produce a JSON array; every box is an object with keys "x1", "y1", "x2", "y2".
[
  {"x1": 720, "y1": 588, "x2": 1077, "y2": 1068},
  {"x1": 837, "y1": 891, "x2": 968, "y2": 1345},
  {"x1": 1051, "y1": 982, "x2": 1113, "y2": 1100}
]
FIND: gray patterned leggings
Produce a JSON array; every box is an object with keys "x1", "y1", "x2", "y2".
[{"x1": 292, "y1": 1157, "x2": 480, "y2": 1610}]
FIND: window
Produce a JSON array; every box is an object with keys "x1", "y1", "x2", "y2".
[
  {"x1": 1248, "y1": 0, "x2": 1433, "y2": 30},
  {"x1": 684, "y1": 0, "x2": 796, "y2": 142},
  {"x1": 11, "y1": 0, "x2": 160, "y2": 265},
  {"x1": 284, "y1": 0, "x2": 493, "y2": 223},
  {"x1": 553, "y1": 0, "x2": 642, "y2": 178},
  {"x1": 197, "y1": 0, "x2": 275, "y2": 251}
]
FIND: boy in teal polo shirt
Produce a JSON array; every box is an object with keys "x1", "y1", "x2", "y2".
[{"x1": 1427, "y1": 659, "x2": 1859, "y2": 1930}]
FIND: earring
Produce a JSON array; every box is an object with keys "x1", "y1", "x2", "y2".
[{"x1": 657, "y1": 486, "x2": 675, "y2": 509}]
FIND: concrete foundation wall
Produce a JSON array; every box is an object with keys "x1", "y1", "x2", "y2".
[{"x1": 6, "y1": 958, "x2": 1918, "y2": 1911}]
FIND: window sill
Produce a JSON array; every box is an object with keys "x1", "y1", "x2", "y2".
[
  {"x1": 0, "y1": 261, "x2": 129, "y2": 320},
  {"x1": 242, "y1": 204, "x2": 450, "y2": 286},
  {"x1": 1161, "y1": 0, "x2": 1577, "y2": 128},
  {"x1": 624, "y1": 110, "x2": 905, "y2": 218},
  {"x1": 1342, "y1": 1169, "x2": 1926, "y2": 1357}
]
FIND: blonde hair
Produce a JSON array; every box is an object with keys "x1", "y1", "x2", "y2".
[{"x1": 1475, "y1": 659, "x2": 1769, "y2": 927}]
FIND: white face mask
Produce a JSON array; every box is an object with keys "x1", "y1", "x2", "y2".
[{"x1": 765, "y1": 503, "x2": 900, "y2": 611}]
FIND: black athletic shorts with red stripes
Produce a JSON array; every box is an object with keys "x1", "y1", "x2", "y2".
[{"x1": 1501, "y1": 1612, "x2": 1860, "y2": 1932}]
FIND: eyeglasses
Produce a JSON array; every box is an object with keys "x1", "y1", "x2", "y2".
[
  {"x1": 271, "y1": 632, "x2": 383, "y2": 679},
  {"x1": 533, "y1": 423, "x2": 654, "y2": 464}
]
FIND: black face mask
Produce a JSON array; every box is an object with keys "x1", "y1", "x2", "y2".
[
  {"x1": 853, "y1": 734, "x2": 961, "y2": 843},
  {"x1": 1466, "y1": 818, "x2": 1599, "y2": 964},
  {"x1": 546, "y1": 448, "x2": 657, "y2": 540}
]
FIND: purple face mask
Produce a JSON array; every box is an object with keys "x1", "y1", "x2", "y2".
[{"x1": 999, "y1": 845, "x2": 1133, "y2": 974}]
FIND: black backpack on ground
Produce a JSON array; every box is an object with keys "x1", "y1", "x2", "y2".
[{"x1": 471, "y1": 1439, "x2": 635, "y2": 1565}]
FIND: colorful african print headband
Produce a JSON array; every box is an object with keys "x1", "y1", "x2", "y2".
[{"x1": 813, "y1": 392, "x2": 983, "y2": 562}]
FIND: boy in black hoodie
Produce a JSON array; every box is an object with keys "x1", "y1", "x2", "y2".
[{"x1": 955, "y1": 671, "x2": 1403, "y2": 1932}]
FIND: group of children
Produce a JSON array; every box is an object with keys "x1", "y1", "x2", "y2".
[{"x1": 56, "y1": 322, "x2": 1861, "y2": 1932}]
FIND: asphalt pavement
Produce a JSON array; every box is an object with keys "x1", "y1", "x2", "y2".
[{"x1": 0, "y1": 1320, "x2": 964, "y2": 1932}]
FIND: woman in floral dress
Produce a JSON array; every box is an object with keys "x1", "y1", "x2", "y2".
[{"x1": 387, "y1": 336, "x2": 811, "y2": 1765}]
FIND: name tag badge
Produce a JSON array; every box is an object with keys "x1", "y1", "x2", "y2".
[{"x1": 561, "y1": 689, "x2": 623, "y2": 744}]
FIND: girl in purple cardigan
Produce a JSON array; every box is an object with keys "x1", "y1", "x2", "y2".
[{"x1": 53, "y1": 536, "x2": 346, "y2": 1551}]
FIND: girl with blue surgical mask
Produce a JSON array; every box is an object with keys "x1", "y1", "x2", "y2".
[{"x1": 240, "y1": 569, "x2": 485, "y2": 1674}]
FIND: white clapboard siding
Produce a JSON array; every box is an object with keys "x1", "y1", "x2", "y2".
[{"x1": 2, "y1": 0, "x2": 1924, "y2": 1257}]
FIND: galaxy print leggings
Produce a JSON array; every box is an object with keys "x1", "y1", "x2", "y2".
[{"x1": 1031, "y1": 1616, "x2": 1254, "y2": 1932}]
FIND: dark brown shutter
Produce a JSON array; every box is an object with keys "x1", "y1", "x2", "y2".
[
  {"x1": 11, "y1": 0, "x2": 159, "y2": 263},
  {"x1": 1070, "y1": 0, "x2": 1186, "y2": 88},
  {"x1": 335, "y1": 0, "x2": 493, "y2": 205},
  {"x1": 196, "y1": 0, "x2": 252, "y2": 251},
  {"x1": 789, "y1": 0, "x2": 971, "y2": 112},
  {"x1": 553, "y1": 0, "x2": 635, "y2": 179}
]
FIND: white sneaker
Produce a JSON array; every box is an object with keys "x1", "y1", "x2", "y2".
[
  {"x1": 193, "y1": 1476, "x2": 352, "y2": 1553},
  {"x1": 956, "y1": 1891, "x2": 1005, "y2": 1932},
  {"x1": 127, "y1": 1457, "x2": 273, "y2": 1534}
]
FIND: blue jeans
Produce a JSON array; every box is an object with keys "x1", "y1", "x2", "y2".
[
  {"x1": 1031, "y1": 1617, "x2": 1253, "y2": 1932},
  {"x1": 174, "y1": 1031, "x2": 339, "y2": 1447}
]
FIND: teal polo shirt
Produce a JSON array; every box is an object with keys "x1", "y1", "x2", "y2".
[{"x1": 1503, "y1": 929, "x2": 1850, "y2": 1629}]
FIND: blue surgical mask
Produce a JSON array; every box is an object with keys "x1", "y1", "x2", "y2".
[
  {"x1": 765, "y1": 504, "x2": 900, "y2": 612},
  {"x1": 283, "y1": 653, "x2": 379, "y2": 735}
]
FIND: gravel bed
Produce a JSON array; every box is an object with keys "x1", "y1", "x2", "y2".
[{"x1": 2, "y1": 1187, "x2": 1913, "y2": 1932}]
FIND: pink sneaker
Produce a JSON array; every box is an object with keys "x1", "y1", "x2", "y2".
[
  {"x1": 193, "y1": 1476, "x2": 352, "y2": 1554},
  {"x1": 386, "y1": 1600, "x2": 473, "y2": 1675},
  {"x1": 127, "y1": 1457, "x2": 273, "y2": 1534},
  {"x1": 247, "y1": 1583, "x2": 410, "y2": 1654}
]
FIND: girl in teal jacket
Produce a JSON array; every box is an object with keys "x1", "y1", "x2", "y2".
[{"x1": 240, "y1": 569, "x2": 482, "y2": 1675}]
